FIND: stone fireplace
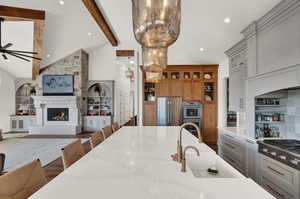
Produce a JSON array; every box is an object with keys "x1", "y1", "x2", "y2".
[{"x1": 29, "y1": 96, "x2": 81, "y2": 135}]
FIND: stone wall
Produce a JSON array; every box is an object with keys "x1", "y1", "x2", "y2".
[{"x1": 35, "y1": 50, "x2": 89, "y2": 115}]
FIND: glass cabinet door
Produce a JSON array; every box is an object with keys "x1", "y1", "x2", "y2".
[{"x1": 204, "y1": 82, "x2": 215, "y2": 102}]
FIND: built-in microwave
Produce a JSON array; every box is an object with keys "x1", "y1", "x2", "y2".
[{"x1": 182, "y1": 102, "x2": 202, "y2": 119}]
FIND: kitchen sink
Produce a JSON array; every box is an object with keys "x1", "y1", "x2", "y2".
[{"x1": 186, "y1": 152, "x2": 245, "y2": 179}]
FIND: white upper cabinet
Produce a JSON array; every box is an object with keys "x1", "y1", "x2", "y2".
[
  {"x1": 225, "y1": 40, "x2": 247, "y2": 112},
  {"x1": 242, "y1": 0, "x2": 300, "y2": 78}
]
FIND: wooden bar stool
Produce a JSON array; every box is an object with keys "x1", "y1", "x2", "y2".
[
  {"x1": 61, "y1": 140, "x2": 85, "y2": 169},
  {"x1": 112, "y1": 122, "x2": 120, "y2": 133},
  {"x1": 102, "y1": 125, "x2": 113, "y2": 139},
  {"x1": 0, "y1": 159, "x2": 47, "y2": 199},
  {"x1": 90, "y1": 131, "x2": 104, "y2": 149}
]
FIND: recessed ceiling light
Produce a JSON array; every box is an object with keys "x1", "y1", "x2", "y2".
[
  {"x1": 46, "y1": 54, "x2": 51, "y2": 58},
  {"x1": 87, "y1": 32, "x2": 92, "y2": 36},
  {"x1": 224, "y1": 17, "x2": 231, "y2": 24},
  {"x1": 59, "y1": 0, "x2": 65, "y2": 5},
  {"x1": 130, "y1": 60, "x2": 134, "y2": 64},
  {"x1": 200, "y1": 48, "x2": 204, "y2": 52}
]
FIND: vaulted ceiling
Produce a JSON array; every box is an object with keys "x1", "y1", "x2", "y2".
[
  {"x1": 0, "y1": 0, "x2": 282, "y2": 78},
  {"x1": 0, "y1": 0, "x2": 107, "y2": 77},
  {"x1": 97, "y1": 0, "x2": 282, "y2": 64}
]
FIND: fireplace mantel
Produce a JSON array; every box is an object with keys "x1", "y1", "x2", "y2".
[
  {"x1": 29, "y1": 96, "x2": 81, "y2": 135},
  {"x1": 33, "y1": 96, "x2": 79, "y2": 108}
]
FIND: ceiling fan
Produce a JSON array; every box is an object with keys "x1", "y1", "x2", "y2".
[{"x1": 0, "y1": 17, "x2": 42, "y2": 62}]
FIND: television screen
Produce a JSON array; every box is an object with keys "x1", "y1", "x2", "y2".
[{"x1": 43, "y1": 75, "x2": 74, "y2": 96}]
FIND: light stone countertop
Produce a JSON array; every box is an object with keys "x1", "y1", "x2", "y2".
[{"x1": 29, "y1": 126, "x2": 275, "y2": 199}]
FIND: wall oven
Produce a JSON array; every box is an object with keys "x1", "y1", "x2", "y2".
[{"x1": 182, "y1": 102, "x2": 202, "y2": 119}]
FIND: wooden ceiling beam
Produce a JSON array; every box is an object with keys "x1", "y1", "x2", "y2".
[
  {"x1": 0, "y1": 5, "x2": 45, "y2": 20},
  {"x1": 33, "y1": 20, "x2": 44, "y2": 80},
  {"x1": 116, "y1": 50, "x2": 134, "y2": 57},
  {"x1": 82, "y1": 0, "x2": 118, "y2": 46}
]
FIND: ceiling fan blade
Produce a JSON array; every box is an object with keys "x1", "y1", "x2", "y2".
[
  {"x1": 5, "y1": 50, "x2": 38, "y2": 54},
  {"x1": 2, "y1": 43, "x2": 13, "y2": 49},
  {"x1": 9, "y1": 51, "x2": 42, "y2": 61},
  {"x1": 6, "y1": 52, "x2": 30, "y2": 62},
  {"x1": 2, "y1": 54, "x2": 7, "y2": 60}
]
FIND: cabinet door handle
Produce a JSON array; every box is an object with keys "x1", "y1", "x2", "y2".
[
  {"x1": 225, "y1": 143, "x2": 236, "y2": 150},
  {"x1": 266, "y1": 185, "x2": 285, "y2": 198},
  {"x1": 267, "y1": 166, "x2": 285, "y2": 176}
]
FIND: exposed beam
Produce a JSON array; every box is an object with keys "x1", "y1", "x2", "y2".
[
  {"x1": 116, "y1": 50, "x2": 134, "y2": 57},
  {"x1": 0, "y1": 5, "x2": 45, "y2": 20},
  {"x1": 82, "y1": 0, "x2": 118, "y2": 46},
  {"x1": 33, "y1": 20, "x2": 44, "y2": 80}
]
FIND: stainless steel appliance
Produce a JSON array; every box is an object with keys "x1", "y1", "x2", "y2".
[
  {"x1": 157, "y1": 97, "x2": 182, "y2": 126},
  {"x1": 258, "y1": 139, "x2": 300, "y2": 170},
  {"x1": 182, "y1": 102, "x2": 202, "y2": 119},
  {"x1": 182, "y1": 102, "x2": 202, "y2": 135}
]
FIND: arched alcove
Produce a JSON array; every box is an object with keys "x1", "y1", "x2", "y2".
[
  {"x1": 87, "y1": 82, "x2": 113, "y2": 116},
  {"x1": 15, "y1": 83, "x2": 37, "y2": 115}
]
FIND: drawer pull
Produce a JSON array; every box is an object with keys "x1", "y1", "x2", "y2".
[
  {"x1": 267, "y1": 166, "x2": 285, "y2": 176},
  {"x1": 225, "y1": 156, "x2": 236, "y2": 164},
  {"x1": 225, "y1": 143, "x2": 236, "y2": 150},
  {"x1": 266, "y1": 185, "x2": 285, "y2": 198}
]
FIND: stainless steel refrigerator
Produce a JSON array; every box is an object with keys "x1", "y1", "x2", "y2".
[{"x1": 157, "y1": 97, "x2": 182, "y2": 126}]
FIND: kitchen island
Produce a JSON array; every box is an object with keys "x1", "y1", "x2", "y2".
[{"x1": 30, "y1": 126, "x2": 275, "y2": 199}]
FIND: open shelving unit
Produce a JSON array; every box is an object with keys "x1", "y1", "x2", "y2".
[
  {"x1": 255, "y1": 97, "x2": 287, "y2": 139},
  {"x1": 87, "y1": 82, "x2": 114, "y2": 116},
  {"x1": 15, "y1": 83, "x2": 37, "y2": 116}
]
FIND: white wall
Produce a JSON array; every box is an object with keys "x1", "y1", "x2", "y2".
[
  {"x1": 88, "y1": 44, "x2": 118, "y2": 81},
  {"x1": 0, "y1": 69, "x2": 15, "y2": 132},
  {"x1": 218, "y1": 59, "x2": 229, "y2": 128}
]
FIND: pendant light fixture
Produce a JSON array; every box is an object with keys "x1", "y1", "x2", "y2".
[
  {"x1": 132, "y1": 0, "x2": 181, "y2": 80},
  {"x1": 145, "y1": 71, "x2": 163, "y2": 83},
  {"x1": 142, "y1": 47, "x2": 167, "y2": 72},
  {"x1": 132, "y1": 0, "x2": 181, "y2": 48}
]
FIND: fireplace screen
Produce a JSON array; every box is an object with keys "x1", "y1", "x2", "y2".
[{"x1": 47, "y1": 108, "x2": 69, "y2": 121}]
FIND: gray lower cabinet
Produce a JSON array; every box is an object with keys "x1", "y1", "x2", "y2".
[
  {"x1": 260, "y1": 156, "x2": 299, "y2": 199},
  {"x1": 83, "y1": 116, "x2": 112, "y2": 132},
  {"x1": 10, "y1": 116, "x2": 36, "y2": 132},
  {"x1": 219, "y1": 133, "x2": 247, "y2": 175},
  {"x1": 219, "y1": 130, "x2": 259, "y2": 183}
]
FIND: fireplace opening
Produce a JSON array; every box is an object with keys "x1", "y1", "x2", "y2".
[{"x1": 47, "y1": 108, "x2": 69, "y2": 121}]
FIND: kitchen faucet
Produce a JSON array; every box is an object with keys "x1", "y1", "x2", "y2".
[
  {"x1": 177, "y1": 123, "x2": 202, "y2": 163},
  {"x1": 181, "y1": 146, "x2": 200, "y2": 172}
]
